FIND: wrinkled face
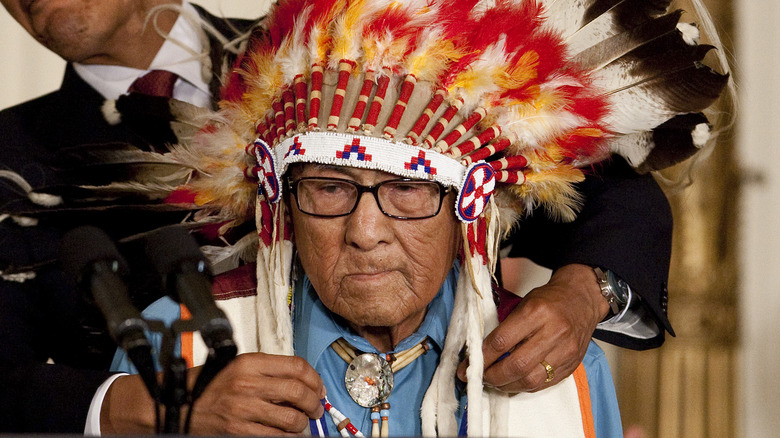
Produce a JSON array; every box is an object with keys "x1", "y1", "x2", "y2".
[
  {"x1": 0, "y1": 0, "x2": 173, "y2": 63},
  {"x1": 289, "y1": 164, "x2": 461, "y2": 334}
]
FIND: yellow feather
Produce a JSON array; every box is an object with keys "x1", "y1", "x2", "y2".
[
  {"x1": 330, "y1": 0, "x2": 367, "y2": 64},
  {"x1": 362, "y1": 39, "x2": 381, "y2": 69},
  {"x1": 241, "y1": 48, "x2": 284, "y2": 121},
  {"x1": 572, "y1": 127, "x2": 606, "y2": 138},
  {"x1": 408, "y1": 39, "x2": 462, "y2": 82},
  {"x1": 384, "y1": 34, "x2": 414, "y2": 69},
  {"x1": 495, "y1": 51, "x2": 539, "y2": 90},
  {"x1": 309, "y1": 0, "x2": 345, "y2": 64},
  {"x1": 510, "y1": 165, "x2": 585, "y2": 222}
]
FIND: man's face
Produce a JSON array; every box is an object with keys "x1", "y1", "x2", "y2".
[
  {"x1": 0, "y1": 0, "x2": 169, "y2": 63},
  {"x1": 290, "y1": 164, "x2": 461, "y2": 337}
]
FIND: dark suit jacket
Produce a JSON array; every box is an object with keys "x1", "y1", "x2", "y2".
[
  {"x1": 0, "y1": 6, "x2": 672, "y2": 433},
  {"x1": 0, "y1": 6, "x2": 255, "y2": 433},
  {"x1": 504, "y1": 157, "x2": 675, "y2": 350}
]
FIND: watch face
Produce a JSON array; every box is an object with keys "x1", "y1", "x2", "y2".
[{"x1": 606, "y1": 271, "x2": 629, "y2": 303}]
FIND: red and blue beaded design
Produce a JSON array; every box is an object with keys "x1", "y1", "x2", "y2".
[
  {"x1": 253, "y1": 132, "x2": 499, "y2": 224},
  {"x1": 253, "y1": 138, "x2": 281, "y2": 203},
  {"x1": 456, "y1": 163, "x2": 496, "y2": 223}
]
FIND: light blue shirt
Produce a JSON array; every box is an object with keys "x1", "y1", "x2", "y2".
[{"x1": 293, "y1": 266, "x2": 463, "y2": 436}]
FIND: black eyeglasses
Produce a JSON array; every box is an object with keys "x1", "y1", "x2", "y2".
[{"x1": 288, "y1": 177, "x2": 449, "y2": 219}]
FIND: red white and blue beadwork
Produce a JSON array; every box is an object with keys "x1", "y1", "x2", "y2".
[
  {"x1": 456, "y1": 163, "x2": 496, "y2": 223},
  {"x1": 266, "y1": 131, "x2": 493, "y2": 224},
  {"x1": 253, "y1": 138, "x2": 281, "y2": 203}
]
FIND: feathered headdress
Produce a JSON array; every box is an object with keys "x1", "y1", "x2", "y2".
[
  {"x1": 159, "y1": 0, "x2": 729, "y2": 239},
  {"x1": 0, "y1": 0, "x2": 730, "y2": 434},
  {"x1": 138, "y1": 1, "x2": 725, "y2": 434}
]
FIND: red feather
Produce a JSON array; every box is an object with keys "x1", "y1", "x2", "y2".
[
  {"x1": 363, "y1": 4, "x2": 414, "y2": 39},
  {"x1": 165, "y1": 187, "x2": 197, "y2": 205},
  {"x1": 266, "y1": 0, "x2": 311, "y2": 46},
  {"x1": 517, "y1": 31, "x2": 567, "y2": 80}
]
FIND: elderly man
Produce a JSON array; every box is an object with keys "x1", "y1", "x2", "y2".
[
  {"x1": 0, "y1": 0, "x2": 687, "y2": 433},
  {"x1": 104, "y1": 0, "x2": 728, "y2": 435},
  {"x1": 110, "y1": 167, "x2": 623, "y2": 435}
]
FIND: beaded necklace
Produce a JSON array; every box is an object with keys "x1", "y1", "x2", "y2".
[{"x1": 310, "y1": 337, "x2": 430, "y2": 437}]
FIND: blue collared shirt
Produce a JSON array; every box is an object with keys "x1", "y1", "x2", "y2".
[
  {"x1": 111, "y1": 263, "x2": 621, "y2": 437},
  {"x1": 294, "y1": 265, "x2": 462, "y2": 436}
]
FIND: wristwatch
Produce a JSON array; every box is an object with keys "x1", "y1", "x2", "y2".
[{"x1": 593, "y1": 267, "x2": 631, "y2": 317}]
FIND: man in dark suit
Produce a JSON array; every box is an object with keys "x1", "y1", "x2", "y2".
[
  {"x1": 0, "y1": 0, "x2": 262, "y2": 432},
  {"x1": 0, "y1": 0, "x2": 673, "y2": 433}
]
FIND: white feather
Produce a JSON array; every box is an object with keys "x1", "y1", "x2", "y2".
[
  {"x1": 201, "y1": 232, "x2": 258, "y2": 275},
  {"x1": 503, "y1": 104, "x2": 587, "y2": 151},
  {"x1": 539, "y1": 0, "x2": 591, "y2": 39},
  {"x1": 449, "y1": 39, "x2": 508, "y2": 113},
  {"x1": 0, "y1": 269, "x2": 37, "y2": 283},
  {"x1": 677, "y1": 22, "x2": 700, "y2": 46},
  {"x1": 603, "y1": 86, "x2": 678, "y2": 134},
  {"x1": 11, "y1": 216, "x2": 38, "y2": 227},
  {"x1": 604, "y1": 131, "x2": 654, "y2": 167},
  {"x1": 692, "y1": 122, "x2": 711, "y2": 147},
  {"x1": 278, "y1": 5, "x2": 314, "y2": 84},
  {"x1": 0, "y1": 170, "x2": 64, "y2": 207},
  {"x1": 564, "y1": 6, "x2": 620, "y2": 56},
  {"x1": 590, "y1": 59, "x2": 642, "y2": 92}
]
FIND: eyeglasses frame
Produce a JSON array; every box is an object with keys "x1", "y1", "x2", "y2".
[{"x1": 287, "y1": 176, "x2": 450, "y2": 220}]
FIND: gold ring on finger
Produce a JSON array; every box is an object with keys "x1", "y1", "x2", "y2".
[{"x1": 541, "y1": 360, "x2": 554, "y2": 383}]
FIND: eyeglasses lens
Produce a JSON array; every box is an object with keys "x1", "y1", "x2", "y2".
[{"x1": 294, "y1": 178, "x2": 442, "y2": 219}]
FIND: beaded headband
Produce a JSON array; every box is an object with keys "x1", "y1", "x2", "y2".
[{"x1": 254, "y1": 132, "x2": 495, "y2": 222}]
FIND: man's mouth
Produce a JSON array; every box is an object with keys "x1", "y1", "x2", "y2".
[{"x1": 347, "y1": 270, "x2": 390, "y2": 279}]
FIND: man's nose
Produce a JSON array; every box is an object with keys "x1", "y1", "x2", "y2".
[{"x1": 344, "y1": 191, "x2": 394, "y2": 249}]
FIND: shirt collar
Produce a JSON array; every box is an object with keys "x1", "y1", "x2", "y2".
[
  {"x1": 293, "y1": 264, "x2": 459, "y2": 365},
  {"x1": 73, "y1": 2, "x2": 209, "y2": 101}
]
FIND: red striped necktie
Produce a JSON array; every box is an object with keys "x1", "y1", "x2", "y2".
[{"x1": 128, "y1": 69, "x2": 179, "y2": 98}]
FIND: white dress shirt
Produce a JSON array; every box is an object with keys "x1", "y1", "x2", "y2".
[{"x1": 73, "y1": 2, "x2": 211, "y2": 108}]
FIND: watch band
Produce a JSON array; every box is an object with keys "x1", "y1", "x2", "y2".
[{"x1": 593, "y1": 267, "x2": 621, "y2": 315}]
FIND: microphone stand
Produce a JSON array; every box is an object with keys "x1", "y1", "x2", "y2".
[
  {"x1": 153, "y1": 317, "x2": 197, "y2": 434},
  {"x1": 152, "y1": 313, "x2": 236, "y2": 434}
]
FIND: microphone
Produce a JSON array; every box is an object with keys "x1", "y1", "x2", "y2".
[
  {"x1": 59, "y1": 226, "x2": 159, "y2": 401},
  {"x1": 145, "y1": 227, "x2": 237, "y2": 417},
  {"x1": 60, "y1": 226, "x2": 150, "y2": 353},
  {"x1": 145, "y1": 227, "x2": 236, "y2": 356}
]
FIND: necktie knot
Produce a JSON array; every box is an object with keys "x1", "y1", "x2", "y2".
[{"x1": 128, "y1": 70, "x2": 179, "y2": 98}]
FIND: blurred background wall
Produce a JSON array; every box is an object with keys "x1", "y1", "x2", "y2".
[{"x1": 1, "y1": 0, "x2": 777, "y2": 436}]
